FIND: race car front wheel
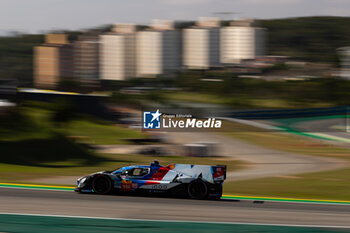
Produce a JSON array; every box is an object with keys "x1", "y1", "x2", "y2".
[
  {"x1": 188, "y1": 179, "x2": 208, "y2": 199},
  {"x1": 92, "y1": 175, "x2": 112, "y2": 194}
]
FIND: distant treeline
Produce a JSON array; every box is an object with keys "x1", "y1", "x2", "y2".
[
  {"x1": 0, "y1": 34, "x2": 43, "y2": 85},
  {"x1": 258, "y1": 16, "x2": 350, "y2": 64}
]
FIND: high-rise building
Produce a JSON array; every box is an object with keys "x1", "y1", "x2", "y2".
[
  {"x1": 74, "y1": 35, "x2": 100, "y2": 86},
  {"x1": 221, "y1": 19, "x2": 267, "y2": 64},
  {"x1": 34, "y1": 34, "x2": 73, "y2": 88},
  {"x1": 136, "y1": 20, "x2": 182, "y2": 78},
  {"x1": 99, "y1": 24, "x2": 136, "y2": 81},
  {"x1": 337, "y1": 47, "x2": 350, "y2": 80},
  {"x1": 183, "y1": 18, "x2": 221, "y2": 70}
]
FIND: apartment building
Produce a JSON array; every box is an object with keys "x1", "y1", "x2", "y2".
[
  {"x1": 73, "y1": 35, "x2": 99, "y2": 86},
  {"x1": 34, "y1": 34, "x2": 73, "y2": 88},
  {"x1": 136, "y1": 20, "x2": 182, "y2": 77},
  {"x1": 99, "y1": 24, "x2": 136, "y2": 81},
  {"x1": 221, "y1": 19, "x2": 266, "y2": 64},
  {"x1": 183, "y1": 18, "x2": 221, "y2": 69}
]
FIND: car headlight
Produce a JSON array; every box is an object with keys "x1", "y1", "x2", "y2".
[
  {"x1": 78, "y1": 177, "x2": 87, "y2": 187},
  {"x1": 80, "y1": 177, "x2": 87, "y2": 184}
]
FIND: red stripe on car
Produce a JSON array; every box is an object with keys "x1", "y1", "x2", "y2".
[{"x1": 149, "y1": 167, "x2": 170, "y2": 181}]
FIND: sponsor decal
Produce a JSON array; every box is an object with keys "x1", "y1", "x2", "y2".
[
  {"x1": 213, "y1": 166, "x2": 225, "y2": 180},
  {"x1": 152, "y1": 184, "x2": 168, "y2": 190},
  {"x1": 214, "y1": 167, "x2": 223, "y2": 177}
]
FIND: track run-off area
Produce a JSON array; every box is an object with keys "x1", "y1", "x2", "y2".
[{"x1": 1, "y1": 184, "x2": 350, "y2": 232}]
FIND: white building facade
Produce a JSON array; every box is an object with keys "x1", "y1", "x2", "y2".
[
  {"x1": 183, "y1": 27, "x2": 220, "y2": 69},
  {"x1": 99, "y1": 24, "x2": 136, "y2": 81},
  {"x1": 136, "y1": 29, "x2": 181, "y2": 77},
  {"x1": 337, "y1": 47, "x2": 350, "y2": 80},
  {"x1": 221, "y1": 21, "x2": 266, "y2": 64},
  {"x1": 183, "y1": 18, "x2": 221, "y2": 69}
]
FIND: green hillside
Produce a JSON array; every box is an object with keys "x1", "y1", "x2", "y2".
[{"x1": 259, "y1": 16, "x2": 350, "y2": 64}]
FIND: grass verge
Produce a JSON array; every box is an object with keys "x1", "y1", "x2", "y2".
[
  {"x1": 65, "y1": 120, "x2": 144, "y2": 145},
  {"x1": 224, "y1": 121, "x2": 350, "y2": 159},
  {"x1": 224, "y1": 168, "x2": 350, "y2": 201},
  {"x1": 222, "y1": 121, "x2": 350, "y2": 200},
  {"x1": 164, "y1": 91, "x2": 335, "y2": 108}
]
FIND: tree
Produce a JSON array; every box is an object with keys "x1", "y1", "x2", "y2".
[{"x1": 51, "y1": 98, "x2": 77, "y2": 128}]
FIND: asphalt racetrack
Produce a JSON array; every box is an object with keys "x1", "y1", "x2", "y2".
[{"x1": 1, "y1": 187, "x2": 350, "y2": 228}]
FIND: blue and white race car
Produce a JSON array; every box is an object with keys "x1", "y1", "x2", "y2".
[{"x1": 75, "y1": 161, "x2": 226, "y2": 199}]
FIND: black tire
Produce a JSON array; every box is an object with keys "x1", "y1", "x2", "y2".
[
  {"x1": 92, "y1": 175, "x2": 112, "y2": 194},
  {"x1": 187, "y1": 179, "x2": 208, "y2": 199}
]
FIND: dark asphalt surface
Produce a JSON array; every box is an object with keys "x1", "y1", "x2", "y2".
[{"x1": 1, "y1": 187, "x2": 350, "y2": 227}]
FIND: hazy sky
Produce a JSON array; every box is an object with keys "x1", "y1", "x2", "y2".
[{"x1": 0, "y1": 0, "x2": 349, "y2": 33}]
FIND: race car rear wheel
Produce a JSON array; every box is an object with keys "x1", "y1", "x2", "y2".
[
  {"x1": 92, "y1": 175, "x2": 112, "y2": 194},
  {"x1": 187, "y1": 179, "x2": 208, "y2": 199}
]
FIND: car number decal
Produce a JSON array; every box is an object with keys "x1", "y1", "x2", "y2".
[{"x1": 121, "y1": 180, "x2": 132, "y2": 191}]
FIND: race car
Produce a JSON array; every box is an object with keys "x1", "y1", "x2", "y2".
[{"x1": 75, "y1": 161, "x2": 226, "y2": 199}]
